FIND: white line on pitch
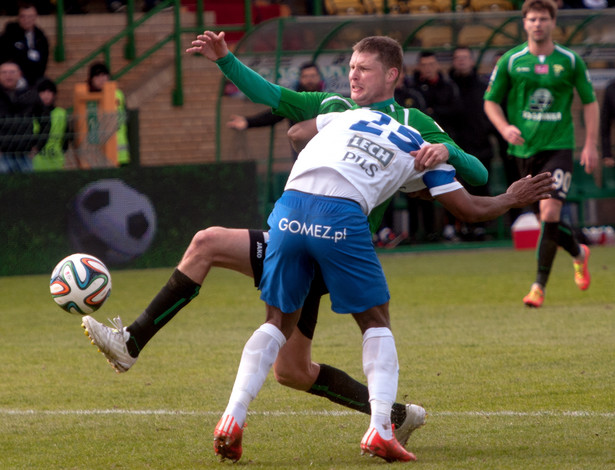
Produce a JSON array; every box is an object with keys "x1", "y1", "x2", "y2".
[{"x1": 2, "y1": 409, "x2": 614, "y2": 418}]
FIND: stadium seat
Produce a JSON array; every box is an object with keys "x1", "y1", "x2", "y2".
[
  {"x1": 407, "y1": 0, "x2": 440, "y2": 13},
  {"x1": 552, "y1": 26, "x2": 572, "y2": 43},
  {"x1": 324, "y1": 0, "x2": 366, "y2": 14},
  {"x1": 469, "y1": 0, "x2": 514, "y2": 11},
  {"x1": 363, "y1": 0, "x2": 409, "y2": 14},
  {"x1": 432, "y1": 0, "x2": 468, "y2": 12},
  {"x1": 414, "y1": 26, "x2": 453, "y2": 47}
]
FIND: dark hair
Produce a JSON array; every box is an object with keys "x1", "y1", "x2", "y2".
[
  {"x1": 419, "y1": 50, "x2": 436, "y2": 60},
  {"x1": 522, "y1": 0, "x2": 557, "y2": 18},
  {"x1": 17, "y1": 1, "x2": 37, "y2": 11},
  {"x1": 37, "y1": 77, "x2": 57, "y2": 94},
  {"x1": 88, "y1": 62, "x2": 110, "y2": 80},
  {"x1": 299, "y1": 62, "x2": 320, "y2": 75},
  {"x1": 453, "y1": 46, "x2": 473, "y2": 55},
  {"x1": 353, "y1": 36, "x2": 403, "y2": 76}
]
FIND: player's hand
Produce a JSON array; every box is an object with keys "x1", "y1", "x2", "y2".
[
  {"x1": 227, "y1": 115, "x2": 248, "y2": 130},
  {"x1": 506, "y1": 172, "x2": 554, "y2": 207},
  {"x1": 501, "y1": 124, "x2": 524, "y2": 145},
  {"x1": 580, "y1": 144, "x2": 599, "y2": 174},
  {"x1": 604, "y1": 157, "x2": 615, "y2": 168},
  {"x1": 411, "y1": 143, "x2": 448, "y2": 171},
  {"x1": 186, "y1": 31, "x2": 229, "y2": 60}
]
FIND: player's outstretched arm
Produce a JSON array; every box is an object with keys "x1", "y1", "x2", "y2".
[
  {"x1": 408, "y1": 109, "x2": 488, "y2": 186},
  {"x1": 187, "y1": 31, "x2": 282, "y2": 109},
  {"x1": 436, "y1": 172, "x2": 554, "y2": 223}
]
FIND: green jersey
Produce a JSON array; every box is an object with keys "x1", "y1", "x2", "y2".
[
  {"x1": 275, "y1": 88, "x2": 490, "y2": 231},
  {"x1": 217, "y1": 52, "x2": 488, "y2": 232},
  {"x1": 32, "y1": 107, "x2": 68, "y2": 171},
  {"x1": 484, "y1": 42, "x2": 596, "y2": 158}
]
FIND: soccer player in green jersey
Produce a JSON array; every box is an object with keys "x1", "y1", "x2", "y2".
[
  {"x1": 81, "y1": 33, "x2": 488, "y2": 451},
  {"x1": 484, "y1": 0, "x2": 599, "y2": 308}
]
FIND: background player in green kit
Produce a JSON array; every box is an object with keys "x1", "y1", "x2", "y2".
[{"x1": 484, "y1": 0, "x2": 599, "y2": 308}]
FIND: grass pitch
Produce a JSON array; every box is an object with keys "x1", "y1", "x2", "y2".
[{"x1": 1, "y1": 245, "x2": 614, "y2": 469}]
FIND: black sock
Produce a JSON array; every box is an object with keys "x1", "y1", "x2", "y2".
[
  {"x1": 536, "y1": 222, "x2": 559, "y2": 287},
  {"x1": 391, "y1": 402, "x2": 409, "y2": 428},
  {"x1": 306, "y1": 363, "x2": 407, "y2": 427},
  {"x1": 558, "y1": 220, "x2": 581, "y2": 257},
  {"x1": 125, "y1": 269, "x2": 200, "y2": 357}
]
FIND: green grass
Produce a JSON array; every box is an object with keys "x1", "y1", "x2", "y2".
[{"x1": 1, "y1": 245, "x2": 614, "y2": 469}]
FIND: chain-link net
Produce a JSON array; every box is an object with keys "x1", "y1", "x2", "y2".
[{"x1": 0, "y1": 108, "x2": 126, "y2": 172}]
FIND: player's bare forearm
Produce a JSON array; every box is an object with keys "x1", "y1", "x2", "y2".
[
  {"x1": 581, "y1": 101, "x2": 600, "y2": 174},
  {"x1": 437, "y1": 173, "x2": 554, "y2": 223},
  {"x1": 484, "y1": 100, "x2": 525, "y2": 146}
]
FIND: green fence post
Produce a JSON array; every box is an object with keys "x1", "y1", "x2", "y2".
[
  {"x1": 196, "y1": 0, "x2": 204, "y2": 30},
  {"x1": 173, "y1": 0, "x2": 184, "y2": 106},
  {"x1": 244, "y1": 0, "x2": 253, "y2": 32},
  {"x1": 54, "y1": 0, "x2": 65, "y2": 62},
  {"x1": 125, "y1": 0, "x2": 137, "y2": 60}
]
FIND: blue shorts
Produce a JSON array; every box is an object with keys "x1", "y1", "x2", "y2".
[{"x1": 259, "y1": 190, "x2": 390, "y2": 314}]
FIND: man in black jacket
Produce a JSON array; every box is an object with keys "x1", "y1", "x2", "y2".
[
  {"x1": 0, "y1": 60, "x2": 48, "y2": 173},
  {"x1": 0, "y1": 1, "x2": 49, "y2": 87},
  {"x1": 601, "y1": 78, "x2": 615, "y2": 168},
  {"x1": 397, "y1": 50, "x2": 463, "y2": 241},
  {"x1": 447, "y1": 46, "x2": 504, "y2": 240}
]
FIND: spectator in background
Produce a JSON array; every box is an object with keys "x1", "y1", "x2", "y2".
[
  {"x1": 86, "y1": 62, "x2": 130, "y2": 166},
  {"x1": 0, "y1": 60, "x2": 48, "y2": 173},
  {"x1": 601, "y1": 78, "x2": 615, "y2": 168},
  {"x1": 394, "y1": 70, "x2": 426, "y2": 112},
  {"x1": 32, "y1": 78, "x2": 69, "y2": 171},
  {"x1": 402, "y1": 51, "x2": 462, "y2": 136},
  {"x1": 105, "y1": 0, "x2": 127, "y2": 12},
  {"x1": 397, "y1": 50, "x2": 463, "y2": 242},
  {"x1": 0, "y1": 1, "x2": 49, "y2": 88},
  {"x1": 226, "y1": 62, "x2": 324, "y2": 161},
  {"x1": 448, "y1": 46, "x2": 497, "y2": 240}
]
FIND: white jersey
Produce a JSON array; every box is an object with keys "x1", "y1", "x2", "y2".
[{"x1": 286, "y1": 108, "x2": 463, "y2": 214}]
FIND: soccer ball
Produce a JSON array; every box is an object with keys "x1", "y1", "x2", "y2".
[
  {"x1": 50, "y1": 253, "x2": 112, "y2": 315},
  {"x1": 67, "y1": 178, "x2": 157, "y2": 265}
]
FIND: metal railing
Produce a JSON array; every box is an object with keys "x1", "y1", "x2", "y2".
[{"x1": 51, "y1": 0, "x2": 253, "y2": 106}]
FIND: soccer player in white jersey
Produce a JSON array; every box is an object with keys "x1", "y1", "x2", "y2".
[{"x1": 214, "y1": 108, "x2": 555, "y2": 463}]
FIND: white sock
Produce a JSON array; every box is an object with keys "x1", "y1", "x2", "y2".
[
  {"x1": 363, "y1": 327, "x2": 398, "y2": 440},
  {"x1": 223, "y1": 323, "x2": 286, "y2": 427}
]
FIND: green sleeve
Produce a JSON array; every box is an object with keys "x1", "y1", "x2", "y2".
[
  {"x1": 573, "y1": 52, "x2": 597, "y2": 104},
  {"x1": 408, "y1": 109, "x2": 487, "y2": 186},
  {"x1": 274, "y1": 87, "x2": 355, "y2": 121},
  {"x1": 216, "y1": 52, "x2": 282, "y2": 108},
  {"x1": 368, "y1": 200, "x2": 391, "y2": 234},
  {"x1": 483, "y1": 55, "x2": 509, "y2": 104},
  {"x1": 444, "y1": 143, "x2": 488, "y2": 187}
]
